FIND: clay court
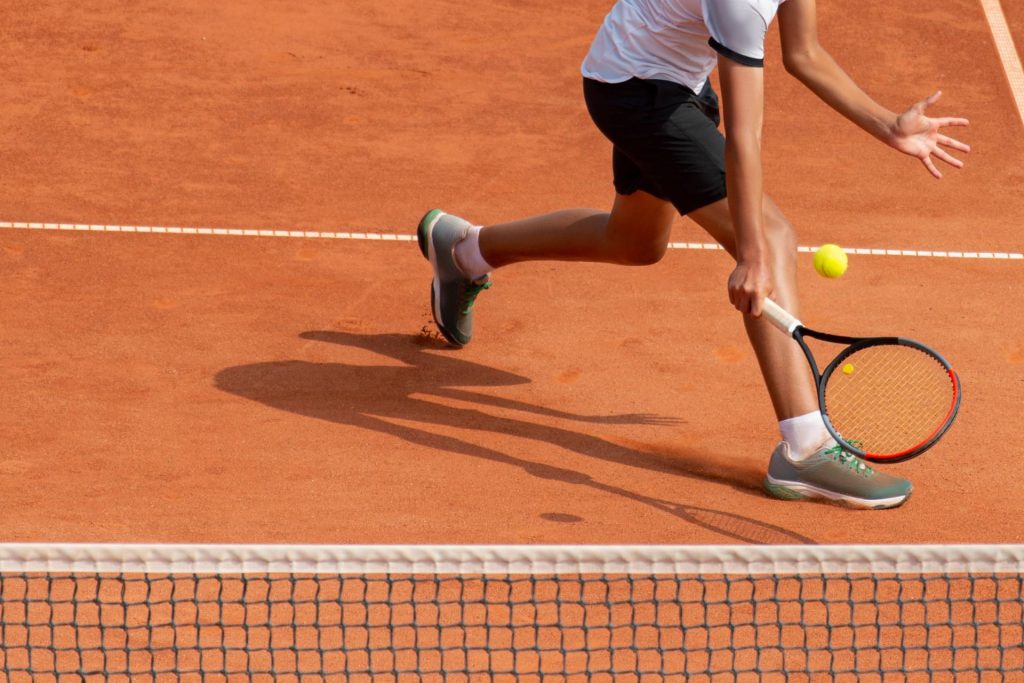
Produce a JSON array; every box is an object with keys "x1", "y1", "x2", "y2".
[{"x1": 2, "y1": 0, "x2": 1023, "y2": 549}]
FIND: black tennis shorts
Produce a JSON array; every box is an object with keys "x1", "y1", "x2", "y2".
[{"x1": 583, "y1": 77, "x2": 726, "y2": 216}]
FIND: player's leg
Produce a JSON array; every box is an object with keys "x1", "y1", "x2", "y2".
[
  {"x1": 596, "y1": 77, "x2": 835, "y2": 458},
  {"x1": 478, "y1": 189, "x2": 676, "y2": 268},
  {"x1": 688, "y1": 195, "x2": 818, "y2": 422},
  {"x1": 417, "y1": 189, "x2": 674, "y2": 347},
  {"x1": 607, "y1": 77, "x2": 910, "y2": 505},
  {"x1": 689, "y1": 197, "x2": 911, "y2": 508},
  {"x1": 418, "y1": 77, "x2": 687, "y2": 347}
]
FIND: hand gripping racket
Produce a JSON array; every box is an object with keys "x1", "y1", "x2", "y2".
[{"x1": 761, "y1": 298, "x2": 961, "y2": 463}]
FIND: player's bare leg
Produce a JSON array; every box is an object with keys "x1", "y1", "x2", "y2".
[
  {"x1": 447, "y1": 189, "x2": 818, "y2": 423},
  {"x1": 688, "y1": 195, "x2": 818, "y2": 422},
  {"x1": 472, "y1": 189, "x2": 818, "y2": 424},
  {"x1": 479, "y1": 190, "x2": 676, "y2": 267},
  {"x1": 418, "y1": 191, "x2": 674, "y2": 346},
  {"x1": 688, "y1": 195, "x2": 910, "y2": 505}
]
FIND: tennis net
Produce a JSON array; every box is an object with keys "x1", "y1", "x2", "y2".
[{"x1": 0, "y1": 543, "x2": 1022, "y2": 681}]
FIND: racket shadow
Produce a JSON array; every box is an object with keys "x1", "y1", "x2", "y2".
[{"x1": 213, "y1": 329, "x2": 816, "y2": 545}]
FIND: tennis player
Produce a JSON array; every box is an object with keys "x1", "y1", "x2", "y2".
[{"x1": 417, "y1": 0, "x2": 969, "y2": 508}]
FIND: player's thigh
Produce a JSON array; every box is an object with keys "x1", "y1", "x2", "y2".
[
  {"x1": 607, "y1": 190, "x2": 676, "y2": 247},
  {"x1": 689, "y1": 195, "x2": 796, "y2": 259}
]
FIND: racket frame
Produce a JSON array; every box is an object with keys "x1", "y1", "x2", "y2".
[{"x1": 761, "y1": 298, "x2": 961, "y2": 463}]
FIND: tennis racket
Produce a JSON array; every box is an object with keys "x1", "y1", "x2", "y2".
[{"x1": 761, "y1": 298, "x2": 961, "y2": 463}]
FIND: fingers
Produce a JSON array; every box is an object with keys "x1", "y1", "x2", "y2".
[
  {"x1": 729, "y1": 287, "x2": 753, "y2": 316},
  {"x1": 913, "y1": 90, "x2": 941, "y2": 114},
  {"x1": 933, "y1": 147, "x2": 964, "y2": 168},
  {"x1": 730, "y1": 289, "x2": 750, "y2": 315},
  {"x1": 728, "y1": 264, "x2": 773, "y2": 316},
  {"x1": 750, "y1": 291, "x2": 766, "y2": 318},
  {"x1": 913, "y1": 92, "x2": 970, "y2": 129},
  {"x1": 730, "y1": 288, "x2": 761, "y2": 316},
  {"x1": 730, "y1": 285, "x2": 771, "y2": 316},
  {"x1": 754, "y1": 280, "x2": 776, "y2": 317},
  {"x1": 924, "y1": 133, "x2": 968, "y2": 175},
  {"x1": 937, "y1": 134, "x2": 971, "y2": 153}
]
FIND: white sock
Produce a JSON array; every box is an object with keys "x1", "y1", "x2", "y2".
[
  {"x1": 453, "y1": 226, "x2": 493, "y2": 280},
  {"x1": 779, "y1": 411, "x2": 833, "y2": 462}
]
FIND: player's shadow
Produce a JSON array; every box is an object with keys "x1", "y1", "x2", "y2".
[{"x1": 214, "y1": 330, "x2": 816, "y2": 544}]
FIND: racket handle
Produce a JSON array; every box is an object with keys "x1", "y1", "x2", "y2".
[{"x1": 761, "y1": 297, "x2": 803, "y2": 336}]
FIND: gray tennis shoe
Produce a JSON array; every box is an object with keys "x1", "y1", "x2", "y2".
[
  {"x1": 763, "y1": 441, "x2": 912, "y2": 509},
  {"x1": 417, "y1": 209, "x2": 491, "y2": 347}
]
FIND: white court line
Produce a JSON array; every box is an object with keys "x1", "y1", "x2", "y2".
[
  {"x1": 980, "y1": 0, "x2": 1024, "y2": 128},
  {"x1": 1, "y1": 220, "x2": 1022, "y2": 261},
  {"x1": 0, "y1": 221, "x2": 418, "y2": 242},
  {"x1": 674, "y1": 244, "x2": 1024, "y2": 260}
]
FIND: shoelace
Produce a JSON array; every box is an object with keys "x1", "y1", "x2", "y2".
[
  {"x1": 824, "y1": 442, "x2": 873, "y2": 476},
  {"x1": 461, "y1": 280, "x2": 492, "y2": 315}
]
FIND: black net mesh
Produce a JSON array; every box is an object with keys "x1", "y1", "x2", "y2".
[{"x1": 2, "y1": 568, "x2": 1022, "y2": 681}]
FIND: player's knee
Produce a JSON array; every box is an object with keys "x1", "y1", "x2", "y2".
[
  {"x1": 765, "y1": 212, "x2": 798, "y2": 259},
  {"x1": 617, "y1": 236, "x2": 668, "y2": 265}
]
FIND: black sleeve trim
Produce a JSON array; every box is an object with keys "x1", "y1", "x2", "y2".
[{"x1": 708, "y1": 38, "x2": 764, "y2": 68}]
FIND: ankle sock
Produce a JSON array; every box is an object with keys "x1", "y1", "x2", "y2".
[
  {"x1": 779, "y1": 411, "x2": 833, "y2": 462},
  {"x1": 453, "y1": 226, "x2": 493, "y2": 280}
]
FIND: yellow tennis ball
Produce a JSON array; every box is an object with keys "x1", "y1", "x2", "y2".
[
  {"x1": 814, "y1": 244, "x2": 848, "y2": 278},
  {"x1": 842, "y1": 363, "x2": 855, "y2": 375}
]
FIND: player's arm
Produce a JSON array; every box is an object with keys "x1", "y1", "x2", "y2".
[
  {"x1": 718, "y1": 55, "x2": 773, "y2": 317},
  {"x1": 777, "y1": 0, "x2": 970, "y2": 178}
]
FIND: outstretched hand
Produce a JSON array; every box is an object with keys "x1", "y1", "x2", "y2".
[{"x1": 888, "y1": 91, "x2": 970, "y2": 179}]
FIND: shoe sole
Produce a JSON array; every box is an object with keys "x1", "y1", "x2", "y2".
[
  {"x1": 763, "y1": 476, "x2": 911, "y2": 510},
  {"x1": 417, "y1": 209, "x2": 465, "y2": 348}
]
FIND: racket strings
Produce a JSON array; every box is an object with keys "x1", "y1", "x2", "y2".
[{"x1": 825, "y1": 345, "x2": 956, "y2": 456}]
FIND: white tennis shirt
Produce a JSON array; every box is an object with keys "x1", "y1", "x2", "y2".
[{"x1": 582, "y1": 0, "x2": 787, "y2": 92}]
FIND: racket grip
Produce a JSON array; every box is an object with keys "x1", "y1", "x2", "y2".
[{"x1": 761, "y1": 297, "x2": 802, "y2": 336}]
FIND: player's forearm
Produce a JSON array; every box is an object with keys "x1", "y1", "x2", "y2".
[
  {"x1": 724, "y1": 134, "x2": 767, "y2": 261},
  {"x1": 785, "y1": 46, "x2": 896, "y2": 143}
]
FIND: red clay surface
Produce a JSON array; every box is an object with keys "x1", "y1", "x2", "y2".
[{"x1": 1, "y1": 1, "x2": 1022, "y2": 545}]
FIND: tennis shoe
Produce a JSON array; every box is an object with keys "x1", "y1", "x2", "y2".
[
  {"x1": 417, "y1": 209, "x2": 491, "y2": 347},
  {"x1": 763, "y1": 441, "x2": 911, "y2": 509}
]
